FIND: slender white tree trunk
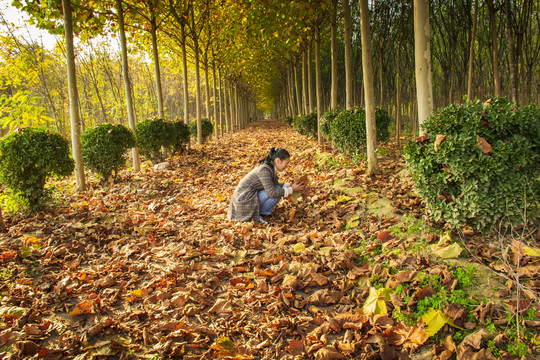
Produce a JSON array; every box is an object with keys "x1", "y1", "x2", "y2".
[
  {"x1": 63, "y1": 0, "x2": 87, "y2": 188},
  {"x1": 414, "y1": 0, "x2": 434, "y2": 136},
  {"x1": 344, "y1": 0, "x2": 353, "y2": 109},
  {"x1": 360, "y1": 0, "x2": 379, "y2": 175},
  {"x1": 307, "y1": 44, "x2": 313, "y2": 113},
  {"x1": 150, "y1": 17, "x2": 164, "y2": 118},
  {"x1": 467, "y1": 0, "x2": 478, "y2": 101},
  {"x1": 116, "y1": 0, "x2": 140, "y2": 171},
  {"x1": 331, "y1": 0, "x2": 338, "y2": 110}
]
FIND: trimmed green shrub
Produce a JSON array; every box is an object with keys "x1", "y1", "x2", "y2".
[
  {"x1": 404, "y1": 98, "x2": 540, "y2": 230},
  {"x1": 81, "y1": 123, "x2": 135, "y2": 181},
  {"x1": 320, "y1": 109, "x2": 340, "y2": 141},
  {"x1": 0, "y1": 127, "x2": 74, "y2": 207},
  {"x1": 284, "y1": 116, "x2": 294, "y2": 126},
  {"x1": 190, "y1": 118, "x2": 214, "y2": 143},
  {"x1": 136, "y1": 118, "x2": 169, "y2": 163},
  {"x1": 292, "y1": 112, "x2": 318, "y2": 139},
  {"x1": 170, "y1": 120, "x2": 190, "y2": 153},
  {"x1": 329, "y1": 107, "x2": 391, "y2": 155}
]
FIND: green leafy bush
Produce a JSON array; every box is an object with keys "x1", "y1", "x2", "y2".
[
  {"x1": 292, "y1": 112, "x2": 317, "y2": 139},
  {"x1": 190, "y1": 118, "x2": 214, "y2": 143},
  {"x1": 136, "y1": 118, "x2": 169, "y2": 163},
  {"x1": 81, "y1": 123, "x2": 135, "y2": 181},
  {"x1": 329, "y1": 107, "x2": 391, "y2": 155},
  {"x1": 404, "y1": 98, "x2": 540, "y2": 230},
  {"x1": 284, "y1": 116, "x2": 294, "y2": 126},
  {"x1": 320, "y1": 109, "x2": 340, "y2": 141},
  {"x1": 0, "y1": 127, "x2": 74, "y2": 207},
  {"x1": 170, "y1": 120, "x2": 190, "y2": 153}
]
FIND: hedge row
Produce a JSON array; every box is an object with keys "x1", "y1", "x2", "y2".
[
  {"x1": 288, "y1": 107, "x2": 391, "y2": 156},
  {"x1": 0, "y1": 118, "x2": 214, "y2": 209}
]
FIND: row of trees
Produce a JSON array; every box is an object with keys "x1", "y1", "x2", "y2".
[{"x1": 1, "y1": 0, "x2": 539, "y2": 184}]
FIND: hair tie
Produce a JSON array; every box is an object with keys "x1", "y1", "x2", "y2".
[{"x1": 274, "y1": 147, "x2": 278, "y2": 151}]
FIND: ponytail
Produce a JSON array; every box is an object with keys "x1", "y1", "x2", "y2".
[{"x1": 259, "y1": 147, "x2": 290, "y2": 166}]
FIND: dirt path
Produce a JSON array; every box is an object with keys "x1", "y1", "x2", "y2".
[{"x1": 0, "y1": 120, "x2": 537, "y2": 359}]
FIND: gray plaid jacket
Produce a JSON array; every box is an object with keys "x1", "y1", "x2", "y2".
[{"x1": 227, "y1": 163, "x2": 285, "y2": 223}]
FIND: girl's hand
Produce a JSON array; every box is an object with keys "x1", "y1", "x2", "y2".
[{"x1": 292, "y1": 182, "x2": 305, "y2": 192}]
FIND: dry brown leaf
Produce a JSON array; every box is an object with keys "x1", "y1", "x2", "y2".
[
  {"x1": 313, "y1": 347, "x2": 347, "y2": 360},
  {"x1": 434, "y1": 134, "x2": 446, "y2": 152}
]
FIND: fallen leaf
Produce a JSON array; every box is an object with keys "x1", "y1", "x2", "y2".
[{"x1": 434, "y1": 134, "x2": 446, "y2": 152}]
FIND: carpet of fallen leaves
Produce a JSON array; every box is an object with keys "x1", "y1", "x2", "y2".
[{"x1": 0, "y1": 120, "x2": 539, "y2": 360}]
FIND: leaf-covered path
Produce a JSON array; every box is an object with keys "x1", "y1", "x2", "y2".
[{"x1": 1, "y1": 120, "x2": 538, "y2": 359}]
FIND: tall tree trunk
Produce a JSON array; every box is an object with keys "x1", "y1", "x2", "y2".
[
  {"x1": 229, "y1": 83, "x2": 235, "y2": 131},
  {"x1": 315, "y1": 23, "x2": 322, "y2": 143},
  {"x1": 343, "y1": 0, "x2": 353, "y2": 109},
  {"x1": 331, "y1": 0, "x2": 338, "y2": 110},
  {"x1": 204, "y1": 53, "x2": 211, "y2": 119},
  {"x1": 505, "y1": 0, "x2": 518, "y2": 104},
  {"x1": 302, "y1": 48, "x2": 309, "y2": 114},
  {"x1": 294, "y1": 63, "x2": 301, "y2": 116},
  {"x1": 360, "y1": 0, "x2": 378, "y2": 175},
  {"x1": 288, "y1": 68, "x2": 296, "y2": 116},
  {"x1": 414, "y1": 0, "x2": 434, "y2": 136},
  {"x1": 212, "y1": 61, "x2": 218, "y2": 138},
  {"x1": 193, "y1": 43, "x2": 202, "y2": 144},
  {"x1": 218, "y1": 69, "x2": 224, "y2": 135},
  {"x1": 396, "y1": 33, "x2": 403, "y2": 147},
  {"x1": 117, "y1": 0, "x2": 140, "y2": 171},
  {"x1": 179, "y1": 24, "x2": 189, "y2": 123},
  {"x1": 467, "y1": 0, "x2": 478, "y2": 101},
  {"x1": 487, "y1": 0, "x2": 502, "y2": 97},
  {"x1": 379, "y1": 47, "x2": 384, "y2": 107},
  {"x1": 234, "y1": 84, "x2": 239, "y2": 129},
  {"x1": 150, "y1": 16, "x2": 164, "y2": 118},
  {"x1": 307, "y1": 44, "x2": 314, "y2": 113},
  {"x1": 62, "y1": 0, "x2": 86, "y2": 189},
  {"x1": 449, "y1": 43, "x2": 455, "y2": 104}
]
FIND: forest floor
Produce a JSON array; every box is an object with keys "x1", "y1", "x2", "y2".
[{"x1": 0, "y1": 120, "x2": 539, "y2": 360}]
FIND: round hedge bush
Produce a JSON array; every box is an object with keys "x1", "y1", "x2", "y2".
[
  {"x1": 81, "y1": 123, "x2": 135, "y2": 181},
  {"x1": 329, "y1": 107, "x2": 391, "y2": 155},
  {"x1": 404, "y1": 98, "x2": 540, "y2": 230},
  {"x1": 136, "y1": 118, "x2": 169, "y2": 163},
  {"x1": 170, "y1": 120, "x2": 190, "y2": 153},
  {"x1": 0, "y1": 127, "x2": 74, "y2": 207},
  {"x1": 320, "y1": 109, "x2": 340, "y2": 141},
  {"x1": 292, "y1": 112, "x2": 318, "y2": 139},
  {"x1": 190, "y1": 118, "x2": 214, "y2": 143}
]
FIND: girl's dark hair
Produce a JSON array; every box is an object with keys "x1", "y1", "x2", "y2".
[{"x1": 259, "y1": 147, "x2": 290, "y2": 166}]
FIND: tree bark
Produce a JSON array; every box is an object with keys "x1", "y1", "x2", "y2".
[
  {"x1": 331, "y1": 0, "x2": 338, "y2": 110},
  {"x1": 302, "y1": 48, "x2": 309, "y2": 114},
  {"x1": 116, "y1": 0, "x2": 140, "y2": 171},
  {"x1": 150, "y1": 16, "x2": 164, "y2": 118},
  {"x1": 212, "y1": 61, "x2": 218, "y2": 138},
  {"x1": 204, "y1": 53, "x2": 211, "y2": 119},
  {"x1": 307, "y1": 44, "x2": 313, "y2": 113},
  {"x1": 315, "y1": 23, "x2": 322, "y2": 143},
  {"x1": 343, "y1": 0, "x2": 353, "y2": 109},
  {"x1": 218, "y1": 70, "x2": 224, "y2": 135},
  {"x1": 505, "y1": 0, "x2": 518, "y2": 104},
  {"x1": 360, "y1": 0, "x2": 378, "y2": 175},
  {"x1": 467, "y1": 0, "x2": 478, "y2": 101},
  {"x1": 414, "y1": 0, "x2": 434, "y2": 136},
  {"x1": 396, "y1": 33, "x2": 403, "y2": 147},
  {"x1": 62, "y1": 0, "x2": 86, "y2": 189},
  {"x1": 486, "y1": 0, "x2": 502, "y2": 97},
  {"x1": 294, "y1": 62, "x2": 301, "y2": 116}
]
